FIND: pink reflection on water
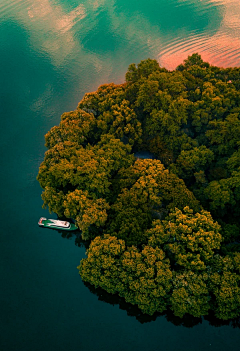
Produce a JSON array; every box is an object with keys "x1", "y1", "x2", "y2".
[{"x1": 159, "y1": 0, "x2": 240, "y2": 70}]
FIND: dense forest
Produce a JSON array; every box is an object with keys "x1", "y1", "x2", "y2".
[{"x1": 38, "y1": 54, "x2": 240, "y2": 320}]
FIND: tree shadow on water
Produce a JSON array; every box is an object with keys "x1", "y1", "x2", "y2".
[
  {"x1": 57, "y1": 229, "x2": 91, "y2": 249},
  {"x1": 83, "y1": 282, "x2": 240, "y2": 328},
  {"x1": 204, "y1": 311, "x2": 240, "y2": 329},
  {"x1": 83, "y1": 282, "x2": 202, "y2": 327}
]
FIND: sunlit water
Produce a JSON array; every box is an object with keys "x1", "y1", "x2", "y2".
[{"x1": 1, "y1": 1, "x2": 240, "y2": 350}]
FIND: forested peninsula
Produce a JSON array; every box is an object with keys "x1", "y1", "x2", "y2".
[{"x1": 38, "y1": 54, "x2": 240, "y2": 320}]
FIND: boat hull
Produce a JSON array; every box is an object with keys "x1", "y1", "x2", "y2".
[{"x1": 38, "y1": 217, "x2": 78, "y2": 231}]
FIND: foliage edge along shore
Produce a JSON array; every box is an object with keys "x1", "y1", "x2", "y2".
[{"x1": 38, "y1": 54, "x2": 240, "y2": 320}]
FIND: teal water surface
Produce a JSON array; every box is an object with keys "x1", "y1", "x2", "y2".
[{"x1": 1, "y1": 1, "x2": 240, "y2": 350}]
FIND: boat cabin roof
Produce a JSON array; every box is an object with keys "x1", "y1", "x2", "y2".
[{"x1": 48, "y1": 219, "x2": 70, "y2": 228}]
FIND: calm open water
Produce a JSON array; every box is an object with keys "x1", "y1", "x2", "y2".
[{"x1": 1, "y1": 1, "x2": 240, "y2": 350}]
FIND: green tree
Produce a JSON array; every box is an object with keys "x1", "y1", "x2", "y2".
[
  {"x1": 78, "y1": 234, "x2": 173, "y2": 315},
  {"x1": 78, "y1": 235, "x2": 126, "y2": 294},
  {"x1": 63, "y1": 190, "x2": 110, "y2": 239},
  {"x1": 170, "y1": 271, "x2": 210, "y2": 318},
  {"x1": 108, "y1": 159, "x2": 199, "y2": 246},
  {"x1": 206, "y1": 113, "x2": 240, "y2": 156},
  {"x1": 45, "y1": 109, "x2": 97, "y2": 149},
  {"x1": 126, "y1": 58, "x2": 163, "y2": 83},
  {"x1": 120, "y1": 245, "x2": 172, "y2": 315},
  {"x1": 208, "y1": 255, "x2": 240, "y2": 320},
  {"x1": 147, "y1": 206, "x2": 222, "y2": 271},
  {"x1": 174, "y1": 146, "x2": 214, "y2": 181}
]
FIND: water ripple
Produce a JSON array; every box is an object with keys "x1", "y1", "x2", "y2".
[
  {"x1": 158, "y1": 0, "x2": 240, "y2": 69},
  {"x1": 0, "y1": 0, "x2": 30, "y2": 19},
  {"x1": 2, "y1": 0, "x2": 240, "y2": 78}
]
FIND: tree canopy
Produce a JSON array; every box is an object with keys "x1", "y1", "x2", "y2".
[{"x1": 38, "y1": 54, "x2": 240, "y2": 320}]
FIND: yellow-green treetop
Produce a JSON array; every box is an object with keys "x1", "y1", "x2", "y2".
[
  {"x1": 147, "y1": 206, "x2": 222, "y2": 270},
  {"x1": 79, "y1": 234, "x2": 173, "y2": 315}
]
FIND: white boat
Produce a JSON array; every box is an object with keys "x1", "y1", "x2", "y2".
[{"x1": 38, "y1": 217, "x2": 78, "y2": 231}]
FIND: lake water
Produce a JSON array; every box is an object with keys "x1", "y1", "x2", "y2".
[{"x1": 1, "y1": 1, "x2": 240, "y2": 350}]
